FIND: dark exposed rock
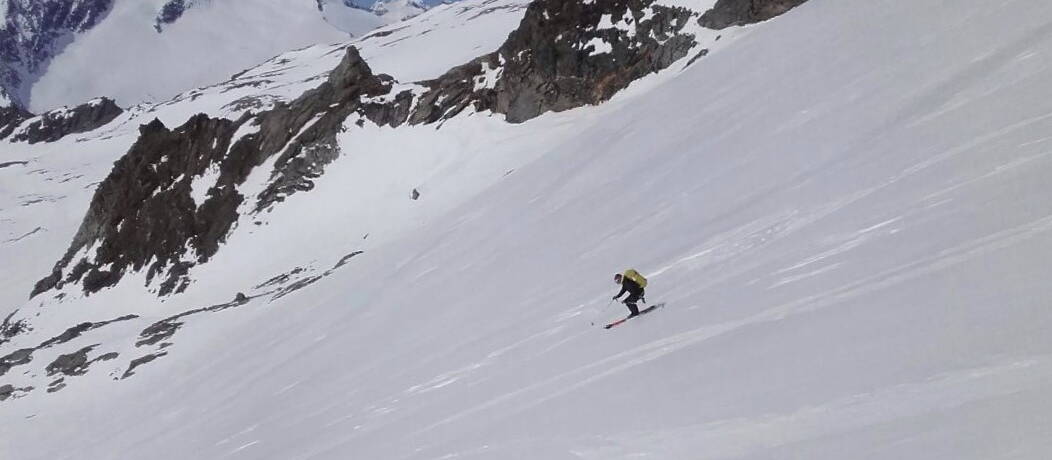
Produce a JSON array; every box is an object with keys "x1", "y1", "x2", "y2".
[
  {"x1": 0, "y1": 347, "x2": 33, "y2": 377},
  {"x1": 10, "y1": 97, "x2": 123, "y2": 144},
  {"x1": 136, "y1": 321, "x2": 181, "y2": 347},
  {"x1": 37, "y1": 323, "x2": 93, "y2": 349},
  {"x1": 34, "y1": 48, "x2": 388, "y2": 296},
  {"x1": 272, "y1": 275, "x2": 325, "y2": 301},
  {"x1": 0, "y1": 310, "x2": 28, "y2": 346},
  {"x1": 684, "y1": 48, "x2": 710, "y2": 68},
  {"x1": 0, "y1": 314, "x2": 135, "y2": 377},
  {"x1": 404, "y1": 0, "x2": 697, "y2": 124},
  {"x1": 47, "y1": 378, "x2": 65, "y2": 393},
  {"x1": 32, "y1": 114, "x2": 245, "y2": 296},
  {"x1": 411, "y1": 188, "x2": 420, "y2": 200},
  {"x1": 43, "y1": 346, "x2": 115, "y2": 380},
  {"x1": 0, "y1": 160, "x2": 29, "y2": 169},
  {"x1": 698, "y1": 0, "x2": 809, "y2": 30},
  {"x1": 37, "y1": 314, "x2": 137, "y2": 349},
  {"x1": 373, "y1": 0, "x2": 697, "y2": 126},
  {"x1": 253, "y1": 47, "x2": 390, "y2": 211},
  {"x1": 487, "y1": 0, "x2": 696, "y2": 123},
  {"x1": 361, "y1": 87, "x2": 415, "y2": 128},
  {"x1": 0, "y1": 104, "x2": 32, "y2": 139},
  {"x1": 121, "y1": 352, "x2": 167, "y2": 379},
  {"x1": 333, "y1": 251, "x2": 364, "y2": 270},
  {"x1": 136, "y1": 294, "x2": 253, "y2": 347},
  {"x1": 32, "y1": 271, "x2": 61, "y2": 296},
  {"x1": 255, "y1": 267, "x2": 308, "y2": 290},
  {"x1": 46, "y1": 345, "x2": 96, "y2": 376},
  {"x1": 0, "y1": 383, "x2": 33, "y2": 401}
]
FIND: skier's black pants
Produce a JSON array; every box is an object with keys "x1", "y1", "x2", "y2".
[{"x1": 623, "y1": 291, "x2": 643, "y2": 316}]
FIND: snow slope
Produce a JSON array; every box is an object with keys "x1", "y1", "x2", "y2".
[
  {"x1": 0, "y1": 0, "x2": 530, "y2": 312},
  {"x1": 3, "y1": 0, "x2": 1052, "y2": 458},
  {"x1": 27, "y1": 0, "x2": 396, "y2": 112}
]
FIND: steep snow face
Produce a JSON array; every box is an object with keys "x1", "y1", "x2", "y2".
[
  {"x1": 4, "y1": 0, "x2": 1052, "y2": 459},
  {"x1": 21, "y1": 0, "x2": 440, "y2": 113},
  {"x1": 27, "y1": 0, "x2": 363, "y2": 112},
  {"x1": 355, "y1": 0, "x2": 529, "y2": 82}
]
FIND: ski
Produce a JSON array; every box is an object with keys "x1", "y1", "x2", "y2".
[{"x1": 603, "y1": 303, "x2": 664, "y2": 329}]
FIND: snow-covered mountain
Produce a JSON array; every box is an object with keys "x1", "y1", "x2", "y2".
[
  {"x1": 0, "y1": 0, "x2": 432, "y2": 113},
  {"x1": 0, "y1": 0, "x2": 113, "y2": 109},
  {"x1": 3, "y1": 0, "x2": 1052, "y2": 458},
  {"x1": 368, "y1": 0, "x2": 429, "y2": 21}
]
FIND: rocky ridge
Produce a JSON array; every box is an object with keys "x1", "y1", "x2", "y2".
[
  {"x1": 698, "y1": 0, "x2": 809, "y2": 29},
  {"x1": 33, "y1": 0, "x2": 712, "y2": 298},
  {"x1": 0, "y1": 103, "x2": 31, "y2": 139},
  {"x1": 4, "y1": 97, "x2": 123, "y2": 144}
]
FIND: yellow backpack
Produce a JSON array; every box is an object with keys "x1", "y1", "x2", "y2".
[{"x1": 623, "y1": 269, "x2": 647, "y2": 288}]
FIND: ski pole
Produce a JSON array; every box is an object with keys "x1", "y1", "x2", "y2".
[{"x1": 592, "y1": 298, "x2": 615, "y2": 326}]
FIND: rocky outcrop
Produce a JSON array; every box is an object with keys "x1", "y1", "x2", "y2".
[
  {"x1": 36, "y1": 0, "x2": 808, "y2": 298},
  {"x1": 121, "y1": 352, "x2": 166, "y2": 379},
  {"x1": 0, "y1": 310, "x2": 29, "y2": 347},
  {"x1": 34, "y1": 48, "x2": 387, "y2": 296},
  {"x1": 9, "y1": 97, "x2": 123, "y2": 144},
  {"x1": 46, "y1": 345, "x2": 95, "y2": 376},
  {"x1": 698, "y1": 0, "x2": 809, "y2": 29},
  {"x1": 0, "y1": 384, "x2": 33, "y2": 401},
  {"x1": 0, "y1": 348, "x2": 34, "y2": 377},
  {"x1": 410, "y1": 0, "x2": 697, "y2": 123},
  {"x1": 0, "y1": 104, "x2": 32, "y2": 140},
  {"x1": 31, "y1": 114, "x2": 243, "y2": 296},
  {"x1": 491, "y1": 0, "x2": 696, "y2": 122},
  {"x1": 253, "y1": 49, "x2": 390, "y2": 211},
  {"x1": 0, "y1": 314, "x2": 136, "y2": 377}
]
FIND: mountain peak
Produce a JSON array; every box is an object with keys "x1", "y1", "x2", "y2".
[{"x1": 370, "y1": 0, "x2": 427, "y2": 20}]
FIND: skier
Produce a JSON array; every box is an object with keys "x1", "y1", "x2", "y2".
[{"x1": 612, "y1": 269, "x2": 647, "y2": 317}]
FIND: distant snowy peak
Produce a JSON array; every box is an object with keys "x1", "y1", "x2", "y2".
[
  {"x1": 26, "y1": 0, "x2": 419, "y2": 112},
  {"x1": 370, "y1": 0, "x2": 427, "y2": 21},
  {"x1": 155, "y1": 0, "x2": 424, "y2": 33},
  {"x1": 3, "y1": 0, "x2": 445, "y2": 112},
  {"x1": 0, "y1": 0, "x2": 114, "y2": 108},
  {"x1": 316, "y1": 0, "x2": 427, "y2": 30}
]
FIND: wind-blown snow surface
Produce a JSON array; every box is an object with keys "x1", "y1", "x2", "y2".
[
  {"x1": 27, "y1": 0, "x2": 385, "y2": 112},
  {"x1": 3, "y1": 0, "x2": 1052, "y2": 458}
]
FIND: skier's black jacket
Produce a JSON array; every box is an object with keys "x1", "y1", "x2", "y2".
[{"x1": 615, "y1": 277, "x2": 645, "y2": 300}]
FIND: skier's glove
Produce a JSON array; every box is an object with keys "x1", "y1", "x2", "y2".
[{"x1": 612, "y1": 295, "x2": 619, "y2": 300}]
